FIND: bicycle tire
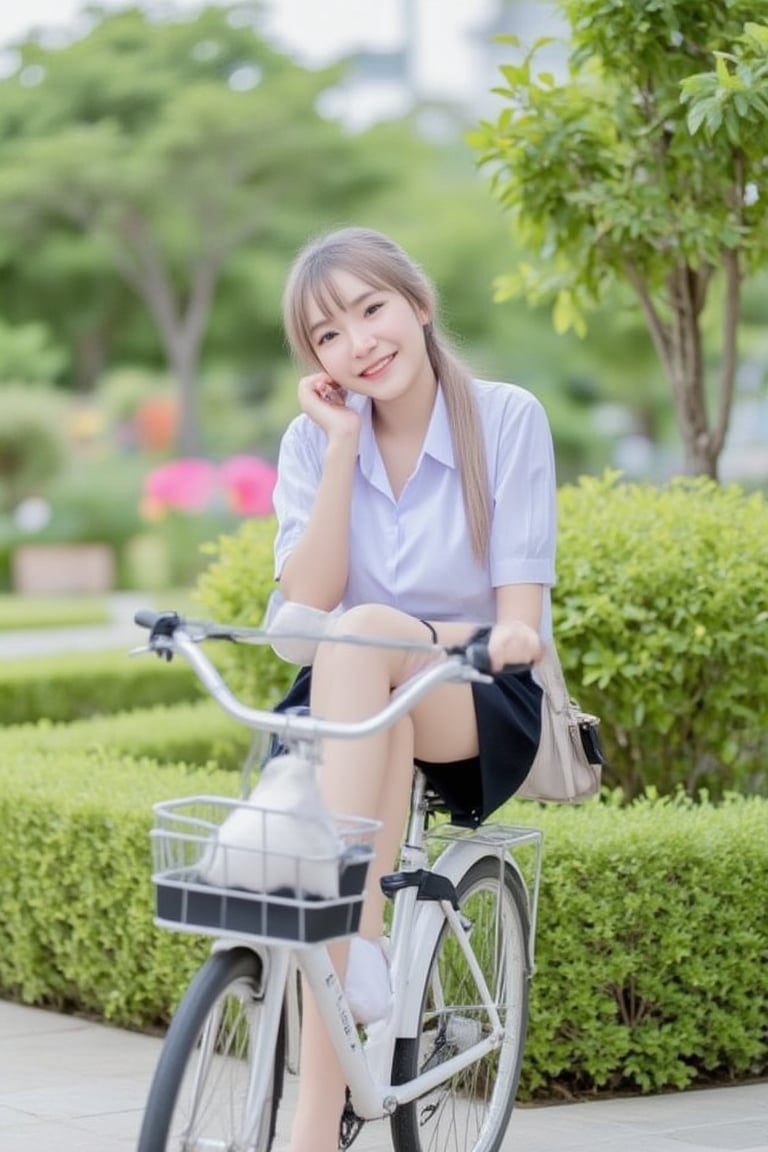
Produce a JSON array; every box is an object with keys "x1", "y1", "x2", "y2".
[
  {"x1": 390, "y1": 855, "x2": 530, "y2": 1152},
  {"x1": 137, "y1": 946, "x2": 285, "y2": 1152}
]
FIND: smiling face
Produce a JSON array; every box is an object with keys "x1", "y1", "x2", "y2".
[{"x1": 305, "y1": 269, "x2": 434, "y2": 402}]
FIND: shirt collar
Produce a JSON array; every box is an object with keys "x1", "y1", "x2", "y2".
[
  {"x1": 422, "y1": 384, "x2": 455, "y2": 467},
  {"x1": 358, "y1": 384, "x2": 456, "y2": 484}
]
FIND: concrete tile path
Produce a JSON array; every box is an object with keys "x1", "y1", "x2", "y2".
[{"x1": 1, "y1": 999, "x2": 766, "y2": 1152}]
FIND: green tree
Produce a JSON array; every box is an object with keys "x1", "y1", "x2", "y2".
[
  {"x1": 0, "y1": 4, "x2": 390, "y2": 452},
  {"x1": 0, "y1": 319, "x2": 65, "y2": 384},
  {"x1": 469, "y1": 3, "x2": 768, "y2": 477},
  {"x1": 0, "y1": 387, "x2": 69, "y2": 511}
]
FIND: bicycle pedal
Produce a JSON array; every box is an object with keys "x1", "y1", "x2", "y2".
[{"x1": 338, "y1": 1087, "x2": 365, "y2": 1150}]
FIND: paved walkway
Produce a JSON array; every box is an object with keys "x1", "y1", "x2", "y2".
[
  {"x1": 0, "y1": 999, "x2": 766, "y2": 1152},
  {"x1": 0, "y1": 593, "x2": 157, "y2": 660}
]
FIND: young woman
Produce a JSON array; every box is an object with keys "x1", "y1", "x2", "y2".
[{"x1": 271, "y1": 225, "x2": 557, "y2": 1152}]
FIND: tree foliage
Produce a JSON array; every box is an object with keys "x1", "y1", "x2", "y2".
[
  {"x1": 0, "y1": 4, "x2": 391, "y2": 452},
  {"x1": 469, "y1": 2, "x2": 768, "y2": 477}
]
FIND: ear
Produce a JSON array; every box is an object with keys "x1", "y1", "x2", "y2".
[{"x1": 417, "y1": 304, "x2": 432, "y2": 327}]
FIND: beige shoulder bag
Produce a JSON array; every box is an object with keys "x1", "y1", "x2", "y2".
[{"x1": 516, "y1": 643, "x2": 604, "y2": 804}]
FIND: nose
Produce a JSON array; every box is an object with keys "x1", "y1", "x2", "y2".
[{"x1": 351, "y1": 326, "x2": 376, "y2": 358}]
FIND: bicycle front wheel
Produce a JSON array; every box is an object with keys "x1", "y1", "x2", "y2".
[
  {"x1": 137, "y1": 946, "x2": 285, "y2": 1152},
  {"x1": 390, "y1": 856, "x2": 530, "y2": 1152}
]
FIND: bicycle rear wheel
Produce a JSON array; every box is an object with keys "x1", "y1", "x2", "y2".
[
  {"x1": 390, "y1": 856, "x2": 530, "y2": 1152},
  {"x1": 137, "y1": 946, "x2": 285, "y2": 1152}
]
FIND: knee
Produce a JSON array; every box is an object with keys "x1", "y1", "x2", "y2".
[{"x1": 327, "y1": 603, "x2": 398, "y2": 639}]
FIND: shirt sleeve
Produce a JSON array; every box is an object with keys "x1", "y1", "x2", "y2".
[
  {"x1": 271, "y1": 416, "x2": 325, "y2": 580},
  {"x1": 488, "y1": 392, "x2": 557, "y2": 588}
]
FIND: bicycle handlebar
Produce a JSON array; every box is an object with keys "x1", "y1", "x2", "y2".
[{"x1": 133, "y1": 610, "x2": 530, "y2": 744}]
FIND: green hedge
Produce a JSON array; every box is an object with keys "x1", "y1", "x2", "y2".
[
  {"x1": 0, "y1": 750, "x2": 229, "y2": 1025},
  {"x1": 513, "y1": 792, "x2": 768, "y2": 1097},
  {"x1": 0, "y1": 741, "x2": 765, "y2": 1094},
  {"x1": 193, "y1": 477, "x2": 768, "y2": 799},
  {"x1": 0, "y1": 699, "x2": 254, "y2": 773},
  {"x1": 0, "y1": 648, "x2": 202, "y2": 725},
  {"x1": 556, "y1": 474, "x2": 768, "y2": 798},
  {"x1": 194, "y1": 516, "x2": 297, "y2": 707}
]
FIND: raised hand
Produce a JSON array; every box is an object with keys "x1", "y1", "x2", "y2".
[{"x1": 298, "y1": 372, "x2": 361, "y2": 441}]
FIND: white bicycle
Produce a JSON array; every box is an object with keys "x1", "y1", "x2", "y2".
[{"x1": 134, "y1": 610, "x2": 543, "y2": 1152}]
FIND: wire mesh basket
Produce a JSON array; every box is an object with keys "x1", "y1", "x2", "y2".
[{"x1": 151, "y1": 796, "x2": 379, "y2": 945}]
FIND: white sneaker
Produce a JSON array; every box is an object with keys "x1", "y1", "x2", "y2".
[{"x1": 345, "y1": 936, "x2": 392, "y2": 1025}]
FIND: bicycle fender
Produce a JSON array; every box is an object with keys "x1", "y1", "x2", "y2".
[{"x1": 395, "y1": 839, "x2": 526, "y2": 1038}]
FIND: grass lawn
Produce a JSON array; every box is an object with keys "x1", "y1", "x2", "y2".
[
  {"x1": 0, "y1": 588, "x2": 199, "y2": 632},
  {"x1": 0, "y1": 595, "x2": 111, "y2": 631}
]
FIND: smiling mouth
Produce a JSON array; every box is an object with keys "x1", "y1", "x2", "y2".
[{"x1": 360, "y1": 353, "x2": 396, "y2": 379}]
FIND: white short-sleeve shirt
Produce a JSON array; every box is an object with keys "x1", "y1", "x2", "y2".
[{"x1": 272, "y1": 379, "x2": 557, "y2": 640}]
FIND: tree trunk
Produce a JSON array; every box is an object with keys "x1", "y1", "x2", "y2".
[
  {"x1": 626, "y1": 259, "x2": 739, "y2": 481},
  {"x1": 667, "y1": 265, "x2": 717, "y2": 478},
  {"x1": 115, "y1": 218, "x2": 221, "y2": 456},
  {"x1": 166, "y1": 337, "x2": 202, "y2": 456},
  {"x1": 74, "y1": 330, "x2": 109, "y2": 394}
]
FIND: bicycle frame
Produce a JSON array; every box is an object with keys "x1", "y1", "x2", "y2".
[
  {"x1": 207, "y1": 793, "x2": 542, "y2": 1127},
  {"x1": 138, "y1": 612, "x2": 543, "y2": 1142}
]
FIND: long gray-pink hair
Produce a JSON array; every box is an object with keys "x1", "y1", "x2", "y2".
[{"x1": 282, "y1": 227, "x2": 490, "y2": 562}]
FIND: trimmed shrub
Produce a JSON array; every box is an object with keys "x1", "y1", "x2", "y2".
[
  {"x1": 0, "y1": 700, "x2": 254, "y2": 774},
  {"x1": 194, "y1": 478, "x2": 768, "y2": 800},
  {"x1": 556, "y1": 474, "x2": 768, "y2": 798},
  {"x1": 0, "y1": 741, "x2": 765, "y2": 1092},
  {"x1": 0, "y1": 648, "x2": 201, "y2": 725},
  {"x1": 0, "y1": 749, "x2": 233, "y2": 1026},
  {"x1": 194, "y1": 516, "x2": 296, "y2": 707},
  {"x1": 506, "y1": 792, "x2": 768, "y2": 1097}
]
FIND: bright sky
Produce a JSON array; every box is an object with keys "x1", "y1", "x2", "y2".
[{"x1": 0, "y1": 1, "x2": 500, "y2": 97}]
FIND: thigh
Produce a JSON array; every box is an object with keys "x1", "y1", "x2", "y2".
[
  {"x1": 418, "y1": 671, "x2": 543, "y2": 826},
  {"x1": 411, "y1": 681, "x2": 479, "y2": 764},
  {"x1": 271, "y1": 604, "x2": 481, "y2": 763}
]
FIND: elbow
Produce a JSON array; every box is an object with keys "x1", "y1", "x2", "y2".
[{"x1": 279, "y1": 570, "x2": 342, "y2": 613}]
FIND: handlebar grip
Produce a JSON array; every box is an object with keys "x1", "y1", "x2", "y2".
[
  {"x1": 464, "y1": 642, "x2": 531, "y2": 678},
  {"x1": 133, "y1": 609, "x2": 182, "y2": 636},
  {"x1": 134, "y1": 609, "x2": 162, "y2": 630},
  {"x1": 465, "y1": 641, "x2": 492, "y2": 674}
]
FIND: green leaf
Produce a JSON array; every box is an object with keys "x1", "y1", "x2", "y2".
[{"x1": 685, "y1": 100, "x2": 710, "y2": 136}]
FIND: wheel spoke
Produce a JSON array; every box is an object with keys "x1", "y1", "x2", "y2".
[
  {"x1": 137, "y1": 950, "x2": 285, "y2": 1152},
  {"x1": 391, "y1": 860, "x2": 530, "y2": 1152}
]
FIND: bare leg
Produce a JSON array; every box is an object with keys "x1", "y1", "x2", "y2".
[
  {"x1": 287, "y1": 717, "x2": 413, "y2": 1152},
  {"x1": 286, "y1": 604, "x2": 480, "y2": 1152}
]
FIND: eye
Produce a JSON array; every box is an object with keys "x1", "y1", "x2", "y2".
[
  {"x1": 364, "y1": 301, "x2": 384, "y2": 318},
  {"x1": 317, "y1": 329, "x2": 337, "y2": 346}
]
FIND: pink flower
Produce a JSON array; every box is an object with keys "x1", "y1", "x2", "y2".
[
  {"x1": 220, "y1": 455, "x2": 277, "y2": 516},
  {"x1": 141, "y1": 456, "x2": 277, "y2": 519},
  {"x1": 142, "y1": 458, "x2": 219, "y2": 519}
]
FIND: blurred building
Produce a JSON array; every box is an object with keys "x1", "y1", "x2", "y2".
[{"x1": 262, "y1": 0, "x2": 567, "y2": 130}]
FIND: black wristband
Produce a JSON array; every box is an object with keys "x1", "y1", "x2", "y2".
[
  {"x1": 466, "y1": 625, "x2": 492, "y2": 646},
  {"x1": 419, "y1": 618, "x2": 438, "y2": 645}
]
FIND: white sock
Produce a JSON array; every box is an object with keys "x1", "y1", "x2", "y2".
[{"x1": 345, "y1": 936, "x2": 391, "y2": 1026}]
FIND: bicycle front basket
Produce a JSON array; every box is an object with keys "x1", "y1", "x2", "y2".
[{"x1": 150, "y1": 795, "x2": 378, "y2": 945}]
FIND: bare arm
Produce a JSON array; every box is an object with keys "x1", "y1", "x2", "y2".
[
  {"x1": 278, "y1": 374, "x2": 361, "y2": 610},
  {"x1": 422, "y1": 584, "x2": 544, "y2": 670}
]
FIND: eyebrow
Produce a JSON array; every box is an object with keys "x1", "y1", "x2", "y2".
[{"x1": 308, "y1": 289, "x2": 378, "y2": 336}]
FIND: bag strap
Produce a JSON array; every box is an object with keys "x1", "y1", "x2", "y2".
[{"x1": 537, "y1": 642, "x2": 574, "y2": 717}]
